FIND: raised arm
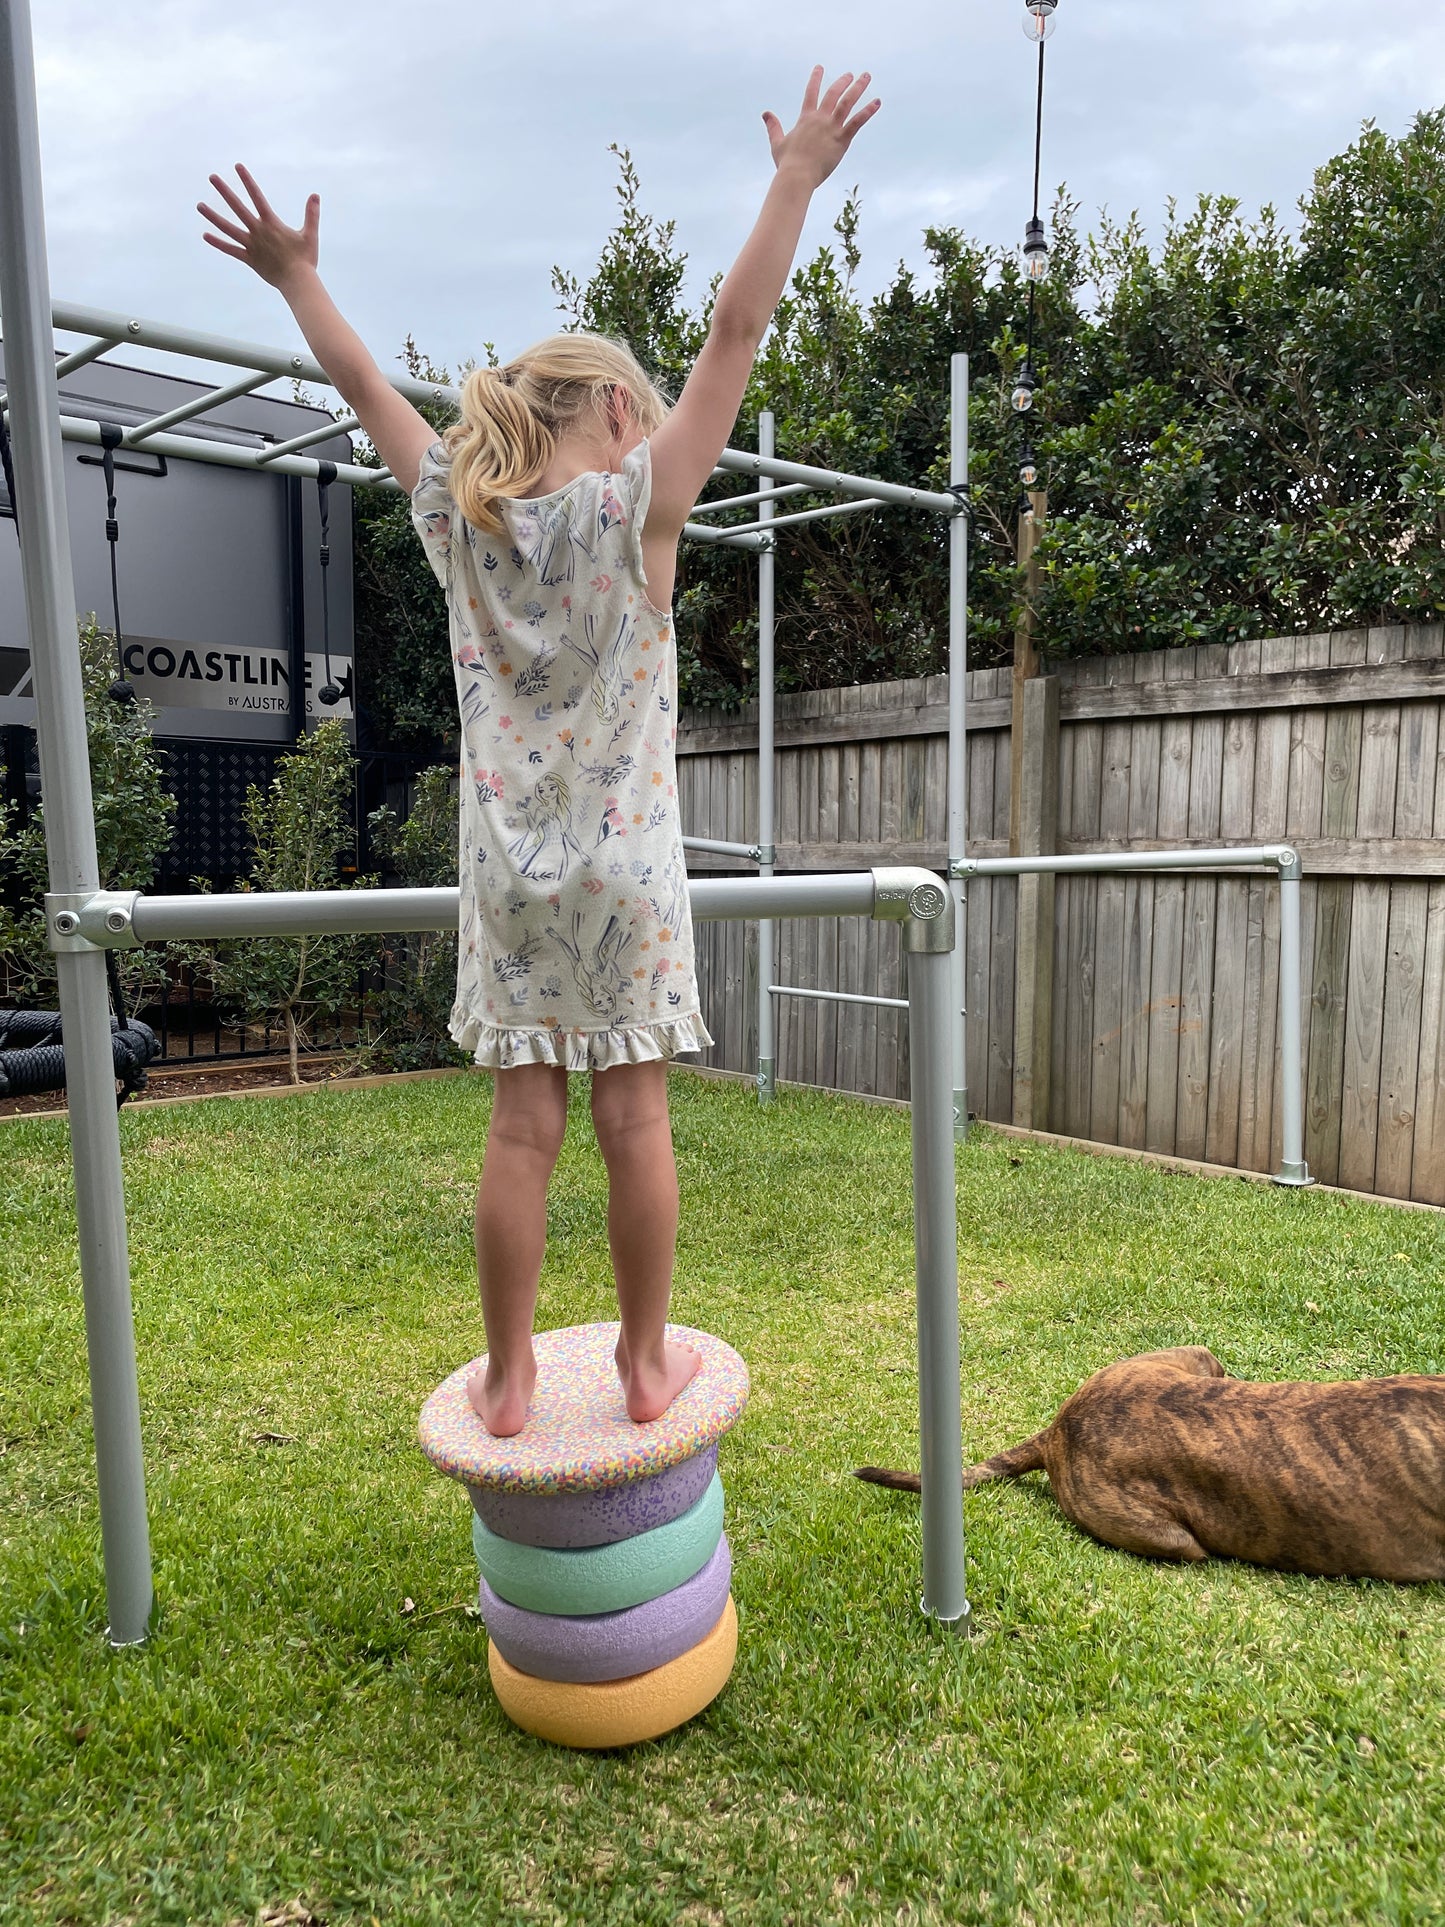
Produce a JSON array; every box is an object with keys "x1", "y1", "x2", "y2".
[
  {"x1": 646, "y1": 69, "x2": 881, "y2": 540},
  {"x1": 198, "y1": 165, "x2": 439, "y2": 496}
]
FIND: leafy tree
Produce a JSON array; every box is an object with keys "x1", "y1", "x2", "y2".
[
  {"x1": 207, "y1": 719, "x2": 374, "y2": 1082},
  {"x1": 0, "y1": 617, "x2": 176, "y2": 1009},
  {"x1": 349, "y1": 114, "x2": 1445, "y2": 735},
  {"x1": 363, "y1": 763, "x2": 465, "y2": 1070}
]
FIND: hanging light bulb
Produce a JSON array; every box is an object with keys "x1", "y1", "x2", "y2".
[
  {"x1": 109, "y1": 677, "x2": 136, "y2": 705},
  {"x1": 1023, "y1": 0, "x2": 1058, "y2": 41},
  {"x1": 1010, "y1": 368, "x2": 1037, "y2": 414},
  {"x1": 318, "y1": 680, "x2": 342, "y2": 706},
  {"x1": 1023, "y1": 216, "x2": 1049, "y2": 282},
  {"x1": 1019, "y1": 446, "x2": 1039, "y2": 489}
]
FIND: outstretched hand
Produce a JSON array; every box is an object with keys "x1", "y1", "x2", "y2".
[
  {"x1": 762, "y1": 68, "x2": 881, "y2": 190},
  {"x1": 198, "y1": 165, "x2": 319, "y2": 289}
]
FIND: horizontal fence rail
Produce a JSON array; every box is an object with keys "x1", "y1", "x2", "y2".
[{"x1": 677, "y1": 635, "x2": 1445, "y2": 1203}]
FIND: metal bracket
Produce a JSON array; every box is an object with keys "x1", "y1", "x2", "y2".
[
  {"x1": 870, "y1": 866, "x2": 954, "y2": 954},
  {"x1": 755, "y1": 843, "x2": 775, "y2": 868},
  {"x1": 947, "y1": 858, "x2": 978, "y2": 879},
  {"x1": 1274, "y1": 846, "x2": 1302, "y2": 880},
  {"x1": 44, "y1": 889, "x2": 141, "y2": 953},
  {"x1": 1273, "y1": 1160, "x2": 1314, "y2": 1188}
]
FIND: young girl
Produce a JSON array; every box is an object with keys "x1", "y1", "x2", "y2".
[{"x1": 199, "y1": 67, "x2": 880, "y2": 1437}]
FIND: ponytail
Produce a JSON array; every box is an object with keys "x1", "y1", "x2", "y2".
[{"x1": 443, "y1": 333, "x2": 670, "y2": 536}]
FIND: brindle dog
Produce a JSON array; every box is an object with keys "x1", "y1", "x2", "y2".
[{"x1": 856, "y1": 1346, "x2": 1445, "y2": 1580}]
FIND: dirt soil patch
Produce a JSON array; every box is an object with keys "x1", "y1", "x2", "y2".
[{"x1": 0, "y1": 1053, "x2": 349, "y2": 1120}]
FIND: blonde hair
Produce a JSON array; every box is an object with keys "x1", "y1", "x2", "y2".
[{"x1": 444, "y1": 332, "x2": 670, "y2": 536}]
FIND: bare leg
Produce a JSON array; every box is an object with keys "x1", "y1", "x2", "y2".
[
  {"x1": 590, "y1": 1061, "x2": 701, "y2": 1423},
  {"x1": 468, "y1": 1063, "x2": 569, "y2": 1436}
]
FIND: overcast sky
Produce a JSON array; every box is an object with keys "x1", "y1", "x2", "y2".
[{"x1": 26, "y1": 0, "x2": 1445, "y2": 395}]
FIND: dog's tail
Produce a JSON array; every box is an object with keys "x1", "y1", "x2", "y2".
[{"x1": 855, "y1": 1428, "x2": 1050, "y2": 1495}]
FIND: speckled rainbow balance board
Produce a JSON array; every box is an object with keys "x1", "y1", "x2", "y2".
[{"x1": 418, "y1": 1321, "x2": 748, "y2": 1748}]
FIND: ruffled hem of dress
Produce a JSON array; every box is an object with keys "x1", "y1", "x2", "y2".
[{"x1": 449, "y1": 1004, "x2": 715, "y2": 1072}]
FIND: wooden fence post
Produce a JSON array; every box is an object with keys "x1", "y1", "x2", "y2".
[
  {"x1": 1009, "y1": 489, "x2": 1047, "y2": 856},
  {"x1": 1012, "y1": 673, "x2": 1059, "y2": 1132}
]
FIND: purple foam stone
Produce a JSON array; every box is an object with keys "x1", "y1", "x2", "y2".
[
  {"x1": 480, "y1": 1535, "x2": 733, "y2": 1684},
  {"x1": 469, "y1": 1443, "x2": 718, "y2": 1549}
]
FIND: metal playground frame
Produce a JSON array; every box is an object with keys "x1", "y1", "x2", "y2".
[{"x1": 0, "y1": 0, "x2": 1309, "y2": 1651}]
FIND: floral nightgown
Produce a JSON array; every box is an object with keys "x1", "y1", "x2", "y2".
[{"x1": 409, "y1": 439, "x2": 714, "y2": 1072}]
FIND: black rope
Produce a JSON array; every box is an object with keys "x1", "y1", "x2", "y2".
[
  {"x1": 316, "y1": 461, "x2": 342, "y2": 706},
  {"x1": 99, "y1": 423, "x2": 135, "y2": 703},
  {"x1": 0, "y1": 1007, "x2": 159, "y2": 1105}
]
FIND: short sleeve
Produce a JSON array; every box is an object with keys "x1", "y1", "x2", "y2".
[
  {"x1": 621, "y1": 440, "x2": 654, "y2": 586},
  {"x1": 409, "y1": 441, "x2": 454, "y2": 589}
]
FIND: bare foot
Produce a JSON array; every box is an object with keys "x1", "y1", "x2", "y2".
[
  {"x1": 615, "y1": 1334, "x2": 702, "y2": 1424},
  {"x1": 467, "y1": 1352, "x2": 536, "y2": 1438}
]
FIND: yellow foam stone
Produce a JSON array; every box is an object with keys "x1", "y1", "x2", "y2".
[{"x1": 487, "y1": 1595, "x2": 737, "y2": 1749}]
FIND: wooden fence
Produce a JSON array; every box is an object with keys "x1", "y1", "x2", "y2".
[{"x1": 677, "y1": 624, "x2": 1445, "y2": 1206}]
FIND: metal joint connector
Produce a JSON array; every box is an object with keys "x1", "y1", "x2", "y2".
[
  {"x1": 870, "y1": 866, "x2": 954, "y2": 954},
  {"x1": 1274, "y1": 846, "x2": 1302, "y2": 879},
  {"x1": 948, "y1": 858, "x2": 978, "y2": 879},
  {"x1": 44, "y1": 889, "x2": 142, "y2": 952},
  {"x1": 45, "y1": 891, "x2": 102, "y2": 952},
  {"x1": 756, "y1": 843, "x2": 775, "y2": 868}
]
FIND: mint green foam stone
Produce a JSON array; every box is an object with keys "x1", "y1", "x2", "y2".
[{"x1": 472, "y1": 1472, "x2": 725, "y2": 1616}]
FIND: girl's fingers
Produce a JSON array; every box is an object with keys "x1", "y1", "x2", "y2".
[
  {"x1": 838, "y1": 72, "x2": 872, "y2": 117},
  {"x1": 201, "y1": 233, "x2": 249, "y2": 261},
  {"x1": 196, "y1": 201, "x2": 249, "y2": 244},
  {"x1": 842, "y1": 97, "x2": 881, "y2": 140},
  {"x1": 207, "y1": 172, "x2": 257, "y2": 227},
  {"x1": 820, "y1": 71, "x2": 854, "y2": 114},
  {"x1": 234, "y1": 162, "x2": 277, "y2": 223},
  {"x1": 801, "y1": 64, "x2": 824, "y2": 112}
]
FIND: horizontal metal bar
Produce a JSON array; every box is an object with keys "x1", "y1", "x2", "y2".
[
  {"x1": 771, "y1": 983, "x2": 909, "y2": 1011},
  {"x1": 689, "y1": 482, "x2": 812, "y2": 516},
  {"x1": 683, "y1": 835, "x2": 761, "y2": 860},
  {"x1": 254, "y1": 412, "x2": 360, "y2": 465},
  {"x1": 56, "y1": 413, "x2": 383, "y2": 489},
  {"x1": 680, "y1": 518, "x2": 769, "y2": 550},
  {"x1": 54, "y1": 334, "x2": 120, "y2": 378},
  {"x1": 50, "y1": 305, "x2": 945, "y2": 521},
  {"x1": 714, "y1": 446, "x2": 958, "y2": 517},
  {"x1": 53, "y1": 301, "x2": 455, "y2": 410},
  {"x1": 715, "y1": 495, "x2": 887, "y2": 539},
  {"x1": 116, "y1": 873, "x2": 883, "y2": 943},
  {"x1": 126, "y1": 371, "x2": 272, "y2": 445},
  {"x1": 956, "y1": 845, "x2": 1297, "y2": 879}
]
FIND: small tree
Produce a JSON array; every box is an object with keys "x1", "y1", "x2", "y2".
[
  {"x1": 0, "y1": 617, "x2": 176, "y2": 1009},
  {"x1": 210, "y1": 719, "x2": 374, "y2": 1082},
  {"x1": 364, "y1": 762, "x2": 465, "y2": 1070}
]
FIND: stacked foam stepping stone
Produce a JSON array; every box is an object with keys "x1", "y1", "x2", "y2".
[{"x1": 418, "y1": 1321, "x2": 748, "y2": 1749}]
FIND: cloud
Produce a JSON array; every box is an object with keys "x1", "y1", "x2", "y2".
[{"x1": 22, "y1": 0, "x2": 1445, "y2": 388}]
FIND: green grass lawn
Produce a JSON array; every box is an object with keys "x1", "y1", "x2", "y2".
[{"x1": 2, "y1": 1071, "x2": 1444, "y2": 1926}]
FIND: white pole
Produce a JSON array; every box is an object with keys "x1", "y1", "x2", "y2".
[
  {"x1": 756, "y1": 411, "x2": 777, "y2": 1105},
  {"x1": 948, "y1": 354, "x2": 970, "y2": 1140},
  {"x1": 1276, "y1": 852, "x2": 1312, "y2": 1185},
  {"x1": 0, "y1": 0, "x2": 153, "y2": 1645}
]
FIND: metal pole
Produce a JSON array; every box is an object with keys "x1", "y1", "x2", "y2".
[
  {"x1": 756, "y1": 411, "x2": 777, "y2": 1106},
  {"x1": 0, "y1": 0, "x2": 153, "y2": 1645},
  {"x1": 948, "y1": 354, "x2": 970, "y2": 1141},
  {"x1": 904, "y1": 913, "x2": 971, "y2": 1628},
  {"x1": 1275, "y1": 851, "x2": 1312, "y2": 1186}
]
